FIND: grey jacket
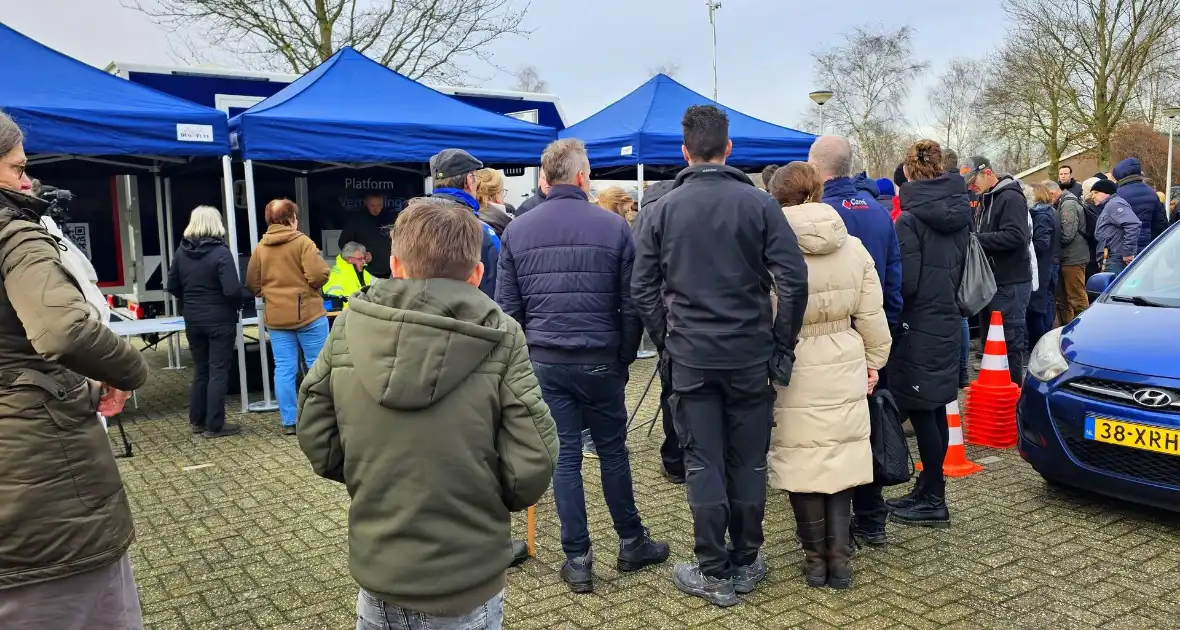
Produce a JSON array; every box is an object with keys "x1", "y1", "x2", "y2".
[
  {"x1": 1094, "y1": 194, "x2": 1141, "y2": 261},
  {"x1": 1055, "y1": 191, "x2": 1089, "y2": 266}
]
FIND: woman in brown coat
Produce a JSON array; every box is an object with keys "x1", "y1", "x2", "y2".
[
  {"x1": 768, "y1": 163, "x2": 892, "y2": 589},
  {"x1": 246, "y1": 199, "x2": 330, "y2": 435}
]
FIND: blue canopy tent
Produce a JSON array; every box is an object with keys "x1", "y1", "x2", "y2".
[
  {"x1": 559, "y1": 74, "x2": 815, "y2": 200},
  {"x1": 228, "y1": 47, "x2": 557, "y2": 411},
  {"x1": 0, "y1": 23, "x2": 260, "y2": 411}
]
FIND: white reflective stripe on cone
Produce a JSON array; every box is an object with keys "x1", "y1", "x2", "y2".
[
  {"x1": 981, "y1": 353, "x2": 1010, "y2": 371},
  {"x1": 947, "y1": 399, "x2": 961, "y2": 416},
  {"x1": 949, "y1": 425, "x2": 964, "y2": 445},
  {"x1": 986, "y1": 325, "x2": 1006, "y2": 342}
]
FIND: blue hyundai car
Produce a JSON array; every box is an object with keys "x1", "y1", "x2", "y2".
[{"x1": 1018, "y1": 223, "x2": 1180, "y2": 511}]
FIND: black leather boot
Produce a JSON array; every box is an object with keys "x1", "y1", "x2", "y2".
[
  {"x1": 885, "y1": 476, "x2": 925, "y2": 511},
  {"x1": 789, "y1": 493, "x2": 827, "y2": 588},
  {"x1": 890, "y1": 493, "x2": 951, "y2": 528},
  {"x1": 825, "y1": 491, "x2": 854, "y2": 589}
]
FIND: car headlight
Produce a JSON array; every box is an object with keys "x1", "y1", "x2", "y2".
[{"x1": 1028, "y1": 327, "x2": 1068, "y2": 382}]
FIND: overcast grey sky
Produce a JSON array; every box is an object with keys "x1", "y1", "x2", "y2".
[{"x1": 5, "y1": 0, "x2": 1008, "y2": 129}]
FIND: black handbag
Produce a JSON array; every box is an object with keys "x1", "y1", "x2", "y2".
[{"x1": 869, "y1": 389, "x2": 913, "y2": 486}]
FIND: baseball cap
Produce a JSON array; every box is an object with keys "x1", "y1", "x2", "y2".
[
  {"x1": 960, "y1": 155, "x2": 992, "y2": 181},
  {"x1": 430, "y1": 149, "x2": 483, "y2": 180}
]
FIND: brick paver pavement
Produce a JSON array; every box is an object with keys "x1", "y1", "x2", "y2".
[{"x1": 113, "y1": 344, "x2": 1180, "y2": 630}]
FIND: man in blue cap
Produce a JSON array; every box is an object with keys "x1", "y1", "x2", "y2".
[{"x1": 429, "y1": 149, "x2": 500, "y2": 298}]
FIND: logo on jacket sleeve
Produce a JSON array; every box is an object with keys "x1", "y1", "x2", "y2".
[{"x1": 842, "y1": 199, "x2": 870, "y2": 210}]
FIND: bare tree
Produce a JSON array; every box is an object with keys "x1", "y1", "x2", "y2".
[
  {"x1": 927, "y1": 58, "x2": 984, "y2": 156},
  {"x1": 974, "y1": 31, "x2": 1083, "y2": 174},
  {"x1": 809, "y1": 25, "x2": 929, "y2": 176},
  {"x1": 512, "y1": 65, "x2": 548, "y2": 93},
  {"x1": 122, "y1": 0, "x2": 530, "y2": 82},
  {"x1": 648, "y1": 62, "x2": 680, "y2": 78},
  {"x1": 1112, "y1": 121, "x2": 1179, "y2": 185},
  {"x1": 1007, "y1": 0, "x2": 1180, "y2": 169}
]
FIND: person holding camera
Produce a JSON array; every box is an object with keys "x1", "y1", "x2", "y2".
[{"x1": 0, "y1": 112, "x2": 150, "y2": 628}]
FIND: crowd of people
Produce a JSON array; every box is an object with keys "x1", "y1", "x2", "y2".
[{"x1": 2, "y1": 87, "x2": 1177, "y2": 628}]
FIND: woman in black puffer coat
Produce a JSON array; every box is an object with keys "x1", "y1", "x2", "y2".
[{"x1": 888, "y1": 140, "x2": 971, "y2": 529}]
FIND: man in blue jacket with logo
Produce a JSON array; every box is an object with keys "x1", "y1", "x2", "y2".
[
  {"x1": 429, "y1": 149, "x2": 499, "y2": 298},
  {"x1": 810, "y1": 135, "x2": 903, "y2": 548}
]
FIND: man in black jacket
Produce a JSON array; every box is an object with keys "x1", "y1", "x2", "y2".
[
  {"x1": 514, "y1": 169, "x2": 549, "y2": 216},
  {"x1": 633, "y1": 105, "x2": 808, "y2": 606},
  {"x1": 964, "y1": 156, "x2": 1032, "y2": 383},
  {"x1": 1058, "y1": 164, "x2": 1083, "y2": 199},
  {"x1": 338, "y1": 193, "x2": 395, "y2": 278}
]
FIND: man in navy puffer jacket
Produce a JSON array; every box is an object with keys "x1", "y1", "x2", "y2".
[
  {"x1": 496, "y1": 138, "x2": 669, "y2": 594},
  {"x1": 1113, "y1": 157, "x2": 1167, "y2": 252}
]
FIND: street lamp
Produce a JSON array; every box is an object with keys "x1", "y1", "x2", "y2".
[
  {"x1": 809, "y1": 90, "x2": 834, "y2": 135},
  {"x1": 707, "y1": 0, "x2": 722, "y2": 100},
  {"x1": 1165, "y1": 106, "x2": 1180, "y2": 220}
]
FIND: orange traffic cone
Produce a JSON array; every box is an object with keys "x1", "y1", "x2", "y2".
[
  {"x1": 942, "y1": 400, "x2": 984, "y2": 476},
  {"x1": 964, "y1": 311, "x2": 1021, "y2": 448}
]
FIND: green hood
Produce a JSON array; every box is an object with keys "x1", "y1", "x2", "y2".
[{"x1": 343, "y1": 278, "x2": 506, "y2": 410}]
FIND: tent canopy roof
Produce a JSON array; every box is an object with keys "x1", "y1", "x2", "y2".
[
  {"x1": 560, "y1": 74, "x2": 815, "y2": 169},
  {"x1": 230, "y1": 48, "x2": 556, "y2": 164},
  {"x1": 0, "y1": 23, "x2": 229, "y2": 158}
]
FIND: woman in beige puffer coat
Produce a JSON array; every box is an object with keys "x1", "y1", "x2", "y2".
[{"x1": 767, "y1": 163, "x2": 892, "y2": 590}]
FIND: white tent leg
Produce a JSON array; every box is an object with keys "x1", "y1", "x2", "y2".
[
  {"x1": 244, "y1": 160, "x2": 278, "y2": 413},
  {"x1": 154, "y1": 174, "x2": 182, "y2": 370},
  {"x1": 222, "y1": 156, "x2": 250, "y2": 414}
]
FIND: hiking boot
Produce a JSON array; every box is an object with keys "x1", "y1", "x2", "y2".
[
  {"x1": 561, "y1": 549, "x2": 594, "y2": 594},
  {"x1": 672, "y1": 562, "x2": 739, "y2": 607},
  {"x1": 203, "y1": 423, "x2": 242, "y2": 439},
  {"x1": 890, "y1": 494, "x2": 951, "y2": 528},
  {"x1": 789, "y1": 493, "x2": 828, "y2": 588},
  {"x1": 510, "y1": 539, "x2": 529, "y2": 568},
  {"x1": 732, "y1": 553, "x2": 767, "y2": 594},
  {"x1": 617, "y1": 528, "x2": 670, "y2": 572},
  {"x1": 826, "y1": 491, "x2": 854, "y2": 589},
  {"x1": 283, "y1": 425, "x2": 297, "y2": 436},
  {"x1": 662, "y1": 468, "x2": 686, "y2": 485}
]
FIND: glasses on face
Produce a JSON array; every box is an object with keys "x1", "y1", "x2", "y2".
[{"x1": 3, "y1": 161, "x2": 26, "y2": 180}]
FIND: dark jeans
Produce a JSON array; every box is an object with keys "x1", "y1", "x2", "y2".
[
  {"x1": 1027, "y1": 264, "x2": 1059, "y2": 349},
  {"x1": 959, "y1": 318, "x2": 970, "y2": 385},
  {"x1": 670, "y1": 361, "x2": 774, "y2": 579},
  {"x1": 909, "y1": 406, "x2": 949, "y2": 497},
  {"x1": 658, "y1": 358, "x2": 683, "y2": 477},
  {"x1": 186, "y1": 323, "x2": 237, "y2": 432},
  {"x1": 532, "y1": 361, "x2": 643, "y2": 559},
  {"x1": 981, "y1": 281, "x2": 1032, "y2": 383}
]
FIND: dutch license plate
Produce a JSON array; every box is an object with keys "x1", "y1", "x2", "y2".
[{"x1": 1085, "y1": 417, "x2": 1180, "y2": 456}]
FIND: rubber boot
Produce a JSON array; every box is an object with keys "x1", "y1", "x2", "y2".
[
  {"x1": 825, "y1": 491, "x2": 854, "y2": 589},
  {"x1": 789, "y1": 492, "x2": 827, "y2": 587}
]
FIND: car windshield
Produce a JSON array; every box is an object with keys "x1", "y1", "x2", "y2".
[{"x1": 1108, "y1": 225, "x2": 1180, "y2": 307}]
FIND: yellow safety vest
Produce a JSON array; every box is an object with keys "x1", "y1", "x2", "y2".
[{"x1": 324, "y1": 255, "x2": 373, "y2": 307}]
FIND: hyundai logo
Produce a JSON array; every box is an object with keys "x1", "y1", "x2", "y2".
[{"x1": 1132, "y1": 388, "x2": 1174, "y2": 408}]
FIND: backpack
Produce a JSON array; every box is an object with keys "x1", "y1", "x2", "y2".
[
  {"x1": 957, "y1": 233, "x2": 998, "y2": 316},
  {"x1": 868, "y1": 389, "x2": 912, "y2": 486}
]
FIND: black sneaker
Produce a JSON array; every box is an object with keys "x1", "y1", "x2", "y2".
[
  {"x1": 732, "y1": 553, "x2": 766, "y2": 594},
  {"x1": 190, "y1": 424, "x2": 205, "y2": 434},
  {"x1": 617, "y1": 528, "x2": 670, "y2": 572},
  {"x1": 889, "y1": 495, "x2": 951, "y2": 528},
  {"x1": 851, "y1": 514, "x2": 888, "y2": 546},
  {"x1": 561, "y1": 549, "x2": 594, "y2": 594},
  {"x1": 672, "y1": 562, "x2": 739, "y2": 607},
  {"x1": 283, "y1": 425, "x2": 297, "y2": 436},
  {"x1": 662, "y1": 468, "x2": 686, "y2": 485},
  {"x1": 203, "y1": 423, "x2": 242, "y2": 439}
]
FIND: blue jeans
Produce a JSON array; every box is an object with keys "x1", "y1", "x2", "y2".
[
  {"x1": 356, "y1": 588, "x2": 503, "y2": 630},
  {"x1": 531, "y1": 361, "x2": 643, "y2": 558},
  {"x1": 1105, "y1": 257, "x2": 1128, "y2": 275},
  {"x1": 271, "y1": 316, "x2": 329, "y2": 426}
]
